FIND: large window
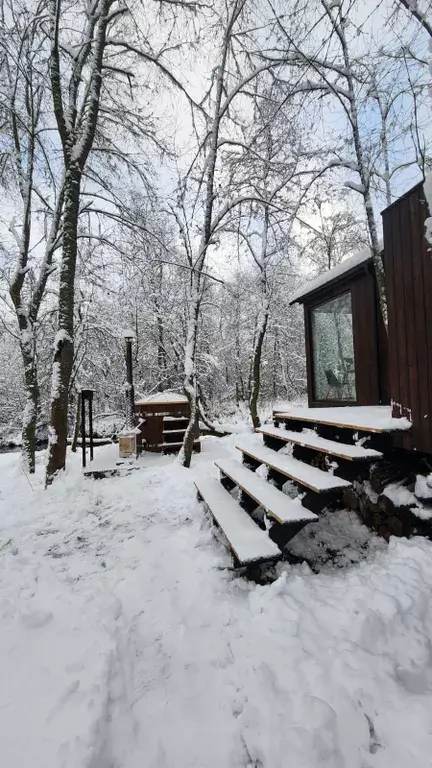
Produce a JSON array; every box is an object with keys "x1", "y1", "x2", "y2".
[{"x1": 311, "y1": 292, "x2": 356, "y2": 402}]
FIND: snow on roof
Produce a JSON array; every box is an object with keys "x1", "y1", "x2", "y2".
[
  {"x1": 135, "y1": 391, "x2": 188, "y2": 405},
  {"x1": 121, "y1": 328, "x2": 136, "y2": 339},
  {"x1": 290, "y1": 246, "x2": 373, "y2": 304}
]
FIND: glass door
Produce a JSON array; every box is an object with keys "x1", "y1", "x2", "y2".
[{"x1": 310, "y1": 291, "x2": 356, "y2": 402}]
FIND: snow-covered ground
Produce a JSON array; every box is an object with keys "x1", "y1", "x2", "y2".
[{"x1": 2, "y1": 436, "x2": 432, "y2": 767}]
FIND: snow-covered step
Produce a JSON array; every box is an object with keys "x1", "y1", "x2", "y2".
[
  {"x1": 215, "y1": 459, "x2": 318, "y2": 525},
  {"x1": 195, "y1": 476, "x2": 281, "y2": 565},
  {"x1": 257, "y1": 425, "x2": 383, "y2": 461},
  {"x1": 163, "y1": 416, "x2": 189, "y2": 422},
  {"x1": 158, "y1": 439, "x2": 200, "y2": 449},
  {"x1": 235, "y1": 438, "x2": 351, "y2": 494},
  {"x1": 163, "y1": 428, "x2": 186, "y2": 434}
]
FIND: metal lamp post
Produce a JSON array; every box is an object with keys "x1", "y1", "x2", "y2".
[
  {"x1": 119, "y1": 329, "x2": 137, "y2": 458},
  {"x1": 81, "y1": 389, "x2": 94, "y2": 468}
]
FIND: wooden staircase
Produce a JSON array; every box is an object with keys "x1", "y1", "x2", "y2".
[
  {"x1": 160, "y1": 416, "x2": 200, "y2": 454},
  {"x1": 195, "y1": 407, "x2": 399, "y2": 568}
]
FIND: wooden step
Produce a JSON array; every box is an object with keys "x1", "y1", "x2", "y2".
[
  {"x1": 235, "y1": 438, "x2": 351, "y2": 494},
  {"x1": 158, "y1": 439, "x2": 200, "y2": 449},
  {"x1": 273, "y1": 406, "x2": 411, "y2": 434},
  {"x1": 215, "y1": 459, "x2": 318, "y2": 525},
  {"x1": 257, "y1": 425, "x2": 383, "y2": 461},
  {"x1": 195, "y1": 476, "x2": 281, "y2": 565},
  {"x1": 163, "y1": 416, "x2": 189, "y2": 422},
  {"x1": 163, "y1": 428, "x2": 187, "y2": 434}
]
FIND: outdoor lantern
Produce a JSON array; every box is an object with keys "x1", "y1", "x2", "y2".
[{"x1": 119, "y1": 329, "x2": 138, "y2": 459}]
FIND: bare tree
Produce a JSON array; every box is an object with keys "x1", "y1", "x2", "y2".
[
  {"x1": 269, "y1": 0, "x2": 389, "y2": 324},
  {"x1": 175, "y1": 0, "x2": 320, "y2": 461},
  {"x1": 176, "y1": 0, "x2": 251, "y2": 466},
  {"x1": 44, "y1": 0, "x2": 201, "y2": 483},
  {"x1": 0, "y1": 1, "x2": 63, "y2": 472},
  {"x1": 297, "y1": 197, "x2": 368, "y2": 271}
]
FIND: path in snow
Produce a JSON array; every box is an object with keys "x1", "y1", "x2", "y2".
[{"x1": 1, "y1": 438, "x2": 432, "y2": 767}]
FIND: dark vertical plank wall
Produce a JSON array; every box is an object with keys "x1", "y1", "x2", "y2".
[
  {"x1": 351, "y1": 269, "x2": 381, "y2": 405},
  {"x1": 382, "y1": 182, "x2": 432, "y2": 454}
]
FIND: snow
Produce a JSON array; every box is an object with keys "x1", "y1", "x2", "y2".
[
  {"x1": 47, "y1": 425, "x2": 58, "y2": 445},
  {"x1": 120, "y1": 328, "x2": 136, "y2": 339},
  {"x1": 344, "y1": 179, "x2": 366, "y2": 193},
  {"x1": 382, "y1": 482, "x2": 432, "y2": 521},
  {"x1": 423, "y1": 172, "x2": 432, "y2": 245},
  {"x1": 383, "y1": 482, "x2": 417, "y2": 507},
  {"x1": 236, "y1": 434, "x2": 351, "y2": 492},
  {"x1": 207, "y1": 421, "x2": 252, "y2": 434},
  {"x1": 53, "y1": 329, "x2": 71, "y2": 351},
  {"x1": 135, "y1": 391, "x2": 188, "y2": 405},
  {"x1": 50, "y1": 361, "x2": 61, "y2": 403},
  {"x1": 163, "y1": 415, "x2": 189, "y2": 421},
  {"x1": 118, "y1": 426, "x2": 141, "y2": 436},
  {"x1": 3, "y1": 440, "x2": 432, "y2": 766},
  {"x1": 415, "y1": 473, "x2": 432, "y2": 500},
  {"x1": 290, "y1": 245, "x2": 373, "y2": 303},
  {"x1": 274, "y1": 404, "x2": 412, "y2": 433}
]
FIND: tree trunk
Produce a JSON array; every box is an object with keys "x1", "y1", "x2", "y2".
[
  {"x1": 332, "y1": 13, "x2": 388, "y2": 329},
  {"x1": 9, "y1": 302, "x2": 39, "y2": 474},
  {"x1": 272, "y1": 328, "x2": 278, "y2": 401},
  {"x1": 179, "y1": 280, "x2": 200, "y2": 468},
  {"x1": 249, "y1": 196, "x2": 270, "y2": 430},
  {"x1": 46, "y1": 166, "x2": 81, "y2": 485},
  {"x1": 249, "y1": 307, "x2": 269, "y2": 429},
  {"x1": 179, "y1": 6, "x2": 239, "y2": 467},
  {"x1": 21, "y1": 343, "x2": 39, "y2": 474}
]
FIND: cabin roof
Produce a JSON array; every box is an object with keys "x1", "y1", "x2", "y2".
[
  {"x1": 135, "y1": 391, "x2": 188, "y2": 405},
  {"x1": 381, "y1": 179, "x2": 424, "y2": 213},
  {"x1": 289, "y1": 245, "x2": 373, "y2": 305}
]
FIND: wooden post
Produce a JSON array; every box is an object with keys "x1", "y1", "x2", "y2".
[
  {"x1": 81, "y1": 390, "x2": 87, "y2": 468},
  {"x1": 81, "y1": 389, "x2": 94, "y2": 468},
  {"x1": 88, "y1": 391, "x2": 94, "y2": 462},
  {"x1": 125, "y1": 337, "x2": 135, "y2": 429}
]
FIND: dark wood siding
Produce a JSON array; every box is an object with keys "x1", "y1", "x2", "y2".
[
  {"x1": 382, "y1": 182, "x2": 432, "y2": 454},
  {"x1": 303, "y1": 264, "x2": 383, "y2": 408},
  {"x1": 351, "y1": 269, "x2": 381, "y2": 405}
]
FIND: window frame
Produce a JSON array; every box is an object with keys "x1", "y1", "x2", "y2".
[{"x1": 306, "y1": 288, "x2": 357, "y2": 407}]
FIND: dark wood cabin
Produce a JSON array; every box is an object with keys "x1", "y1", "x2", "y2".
[
  {"x1": 291, "y1": 180, "x2": 432, "y2": 456},
  {"x1": 134, "y1": 392, "x2": 200, "y2": 454}
]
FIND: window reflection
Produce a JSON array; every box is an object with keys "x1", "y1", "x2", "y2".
[{"x1": 311, "y1": 292, "x2": 356, "y2": 401}]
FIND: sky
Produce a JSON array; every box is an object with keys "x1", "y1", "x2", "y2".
[{"x1": 1, "y1": 0, "x2": 432, "y2": 293}]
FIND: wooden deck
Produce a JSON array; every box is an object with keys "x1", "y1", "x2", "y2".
[{"x1": 273, "y1": 405, "x2": 411, "y2": 434}]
